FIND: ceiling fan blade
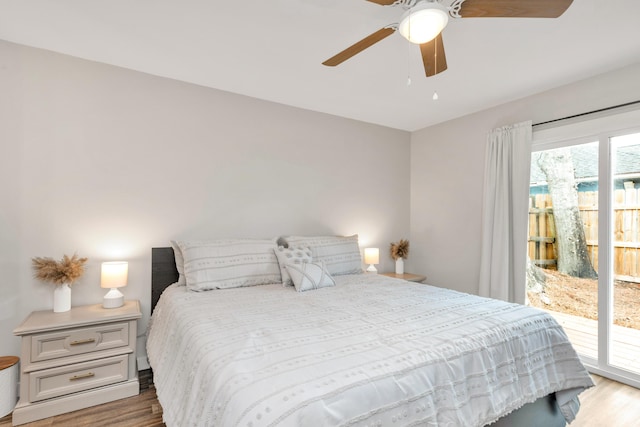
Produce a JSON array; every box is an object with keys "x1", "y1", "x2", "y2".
[
  {"x1": 365, "y1": 0, "x2": 397, "y2": 5},
  {"x1": 420, "y1": 33, "x2": 447, "y2": 77},
  {"x1": 459, "y1": 0, "x2": 574, "y2": 18},
  {"x1": 322, "y1": 27, "x2": 395, "y2": 67}
]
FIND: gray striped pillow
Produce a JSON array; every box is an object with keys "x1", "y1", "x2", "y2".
[
  {"x1": 177, "y1": 239, "x2": 281, "y2": 291},
  {"x1": 280, "y1": 235, "x2": 363, "y2": 276}
]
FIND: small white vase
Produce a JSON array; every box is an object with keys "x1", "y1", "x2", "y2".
[
  {"x1": 53, "y1": 283, "x2": 71, "y2": 313},
  {"x1": 395, "y1": 258, "x2": 404, "y2": 275}
]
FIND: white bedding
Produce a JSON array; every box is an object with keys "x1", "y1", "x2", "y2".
[{"x1": 147, "y1": 274, "x2": 594, "y2": 427}]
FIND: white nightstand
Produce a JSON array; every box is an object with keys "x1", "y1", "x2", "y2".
[
  {"x1": 12, "y1": 301, "x2": 141, "y2": 425},
  {"x1": 380, "y1": 273, "x2": 427, "y2": 283}
]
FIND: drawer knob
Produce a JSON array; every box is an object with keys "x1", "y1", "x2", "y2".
[
  {"x1": 70, "y1": 338, "x2": 96, "y2": 346},
  {"x1": 69, "y1": 372, "x2": 95, "y2": 381}
]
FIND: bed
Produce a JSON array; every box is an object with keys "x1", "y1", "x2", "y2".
[{"x1": 147, "y1": 238, "x2": 594, "y2": 427}]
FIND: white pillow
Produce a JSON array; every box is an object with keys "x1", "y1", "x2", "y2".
[
  {"x1": 274, "y1": 246, "x2": 313, "y2": 287},
  {"x1": 286, "y1": 261, "x2": 335, "y2": 292},
  {"x1": 176, "y1": 239, "x2": 281, "y2": 291},
  {"x1": 170, "y1": 240, "x2": 186, "y2": 286},
  {"x1": 280, "y1": 235, "x2": 363, "y2": 276}
]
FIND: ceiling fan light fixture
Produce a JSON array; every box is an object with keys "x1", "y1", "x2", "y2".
[{"x1": 399, "y1": 4, "x2": 449, "y2": 45}]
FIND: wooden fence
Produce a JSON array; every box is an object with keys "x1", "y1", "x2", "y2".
[{"x1": 528, "y1": 188, "x2": 640, "y2": 283}]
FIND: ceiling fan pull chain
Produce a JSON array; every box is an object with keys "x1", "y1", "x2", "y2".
[
  {"x1": 407, "y1": 7, "x2": 412, "y2": 86},
  {"x1": 435, "y1": 33, "x2": 440, "y2": 70},
  {"x1": 407, "y1": 29, "x2": 412, "y2": 86}
]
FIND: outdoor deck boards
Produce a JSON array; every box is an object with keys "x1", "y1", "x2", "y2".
[{"x1": 546, "y1": 310, "x2": 640, "y2": 371}]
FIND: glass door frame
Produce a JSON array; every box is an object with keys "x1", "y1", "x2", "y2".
[{"x1": 532, "y1": 109, "x2": 640, "y2": 389}]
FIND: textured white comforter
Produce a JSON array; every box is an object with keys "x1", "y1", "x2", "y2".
[{"x1": 147, "y1": 274, "x2": 594, "y2": 427}]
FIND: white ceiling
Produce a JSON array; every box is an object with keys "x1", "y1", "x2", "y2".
[{"x1": 1, "y1": 0, "x2": 639, "y2": 131}]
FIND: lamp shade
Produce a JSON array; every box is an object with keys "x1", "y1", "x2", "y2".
[
  {"x1": 364, "y1": 248, "x2": 380, "y2": 265},
  {"x1": 101, "y1": 261, "x2": 128, "y2": 289},
  {"x1": 399, "y1": 4, "x2": 449, "y2": 44}
]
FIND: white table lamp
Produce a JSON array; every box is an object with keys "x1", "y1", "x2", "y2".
[
  {"x1": 101, "y1": 261, "x2": 128, "y2": 309},
  {"x1": 364, "y1": 248, "x2": 379, "y2": 274}
]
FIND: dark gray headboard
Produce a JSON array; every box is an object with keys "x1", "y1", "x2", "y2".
[{"x1": 151, "y1": 247, "x2": 179, "y2": 312}]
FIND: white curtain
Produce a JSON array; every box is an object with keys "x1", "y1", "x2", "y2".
[{"x1": 478, "y1": 121, "x2": 532, "y2": 304}]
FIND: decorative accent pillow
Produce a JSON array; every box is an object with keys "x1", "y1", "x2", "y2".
[
  {"x1": 176, "y1": 239, "x2": 281, "y2": 291},
  {"x1": 286, "y1": 261, "x2": 335, "y2": 292},
  {"x1": 274, "y1": 246, "x2": 313, "y2": 287},
  {"x1": 170, "y1": 240, "x2": 186, "y2": 286},
  {"x1": 280, "y1": 235, "x2": 363, "y2": 276}
]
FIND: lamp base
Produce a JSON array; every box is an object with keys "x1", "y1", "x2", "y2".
[
  {"x1": 366, "y1": 264, "x2": 378, "y2": 274},
  {"x1": 103, "y1": 288, "x2": 124, "y2": 309}
]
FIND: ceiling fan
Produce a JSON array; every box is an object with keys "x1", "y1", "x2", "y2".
[{"x1": 322, "y1": 0, "x2": 574, "y2": 77}]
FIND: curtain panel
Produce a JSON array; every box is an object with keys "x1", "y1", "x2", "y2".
[{"x1": 479, "y1": 121, "x2": 532, "y2": 304}]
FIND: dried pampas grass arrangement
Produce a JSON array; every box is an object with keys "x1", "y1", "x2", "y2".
[
  {"x1": 390, "y1": 239, "x2": 410, "y2": 260},
  {"x1": 32, "y1": 253, "x2": 88, "y2": 286}
]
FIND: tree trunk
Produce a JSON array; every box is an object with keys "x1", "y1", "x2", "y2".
[
  {"x1": 526, "y1": 257, "x2": 547, "y2": 293},
  {"x1": 536, "y1": 148, "x2": 597, "y2": 279}
]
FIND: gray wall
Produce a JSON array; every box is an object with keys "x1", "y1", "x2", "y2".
[
  {"x1": 0, "y1": 40, "x2": 411, "y2": 361},
  {"x1": 410, "y1": 62, "x2": 640, "y2": 295}
]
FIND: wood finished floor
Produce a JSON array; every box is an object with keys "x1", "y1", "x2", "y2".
[{"x1": 1, "y1": 372, "x2": 638, "y2": 426}]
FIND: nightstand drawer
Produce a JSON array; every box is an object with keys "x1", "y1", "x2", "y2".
[
  {"x1": 29, "y1": 354, "x2": 129, "y2": 402},
  {"x1": 30, "y1": 322, "x2": 130, "y2": 363}
]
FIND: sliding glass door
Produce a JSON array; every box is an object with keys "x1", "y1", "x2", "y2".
[
  {"x1": 610, "y1": 133, "x2": 640, "y2": 374},
  {"x1": 529, "y1": 140, "x2": 601, "y2": 362},
  {"x1": 528, "y1": 114, "x2": 640, "y2": 388}
]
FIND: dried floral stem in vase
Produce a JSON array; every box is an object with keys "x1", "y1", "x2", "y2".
[
  {"x1": 32, "y1": 253, "x2": 88, "y2": 286},
  {"x1": 390, "y1": 239, "x2": 410, "y2": 260}
]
